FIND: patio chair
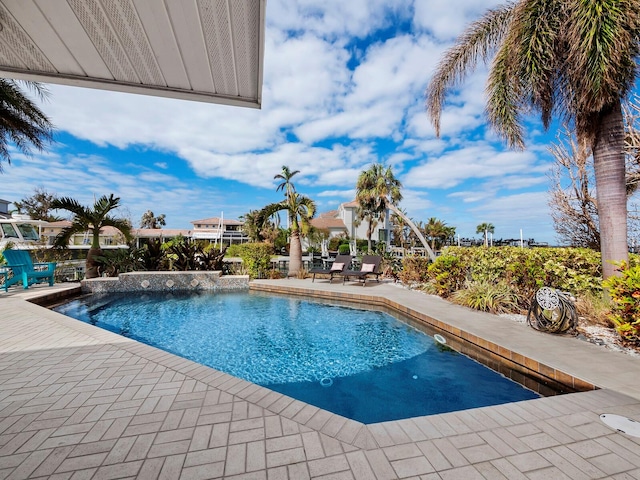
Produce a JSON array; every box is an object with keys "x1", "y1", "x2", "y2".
[
  {"x1": 2, "y1": 249, "x2": 56, "y2": 292},
  {"x1": 340, "y1": 255, "x2": 383, "y2": 286},
  {"x1": 308, "y1": 254, "x2": 352, "y2": 282}
]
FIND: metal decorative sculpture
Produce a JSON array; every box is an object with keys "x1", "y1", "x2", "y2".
[{"x1": 527, "y1": 287, "x2": 577, "y2": 334}]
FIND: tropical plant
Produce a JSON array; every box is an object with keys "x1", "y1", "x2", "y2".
[
  {"x1": 235, "y1": 242, "x2": 273, "y2": 279},
  {"x1": 259, "y1": 191, "x2": 316, "y2": 276},
  {"x1": 0, "y1": 80, "x2": 54, "y2": 171},
  {"x1": 426, "y1": 254, "x2": 468, "y2": 297},
  {"x1": 424, "y1": 217, "x2": 450, "y2": 251},
  {"x1": 603, "y1": 262, "x2": 640, "y2": 344},
  {"x1": 274, "y1": 165, "x2": 300, "y2": 228},
  {"x1": 355, "y1": 164, "x2": 435, "y2": 259},
  {"x1": 355, "y1": 164, "x2": 401, "y2": 252},
  {"x1": 476, "y1": 223, "x2": 495, "y2": 247},
  {"x1": 426, "y1": 0, "x2": 636, "y2": 278},
  {"x1": 451, "y1": 280, "x2": 520, "y2": 314},
  {"x1": 51, "y1": 194, "x2": 132, "y2": 278},
  {"x1": 140, "y1": 210, "x2": 166, "y2": 229}
]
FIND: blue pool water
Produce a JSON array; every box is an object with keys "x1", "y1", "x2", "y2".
[{"x1": 54, "y1": 291, "x2": 540, "y2": 423}]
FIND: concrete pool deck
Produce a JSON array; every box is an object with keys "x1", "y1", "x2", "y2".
[{"x1": 0, "y1": 280, "x2": 639, "y2": 479}]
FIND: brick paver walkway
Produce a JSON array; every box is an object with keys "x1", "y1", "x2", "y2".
[{"x1": 1, "y1": 282, "x2": 640, "y2": 479}]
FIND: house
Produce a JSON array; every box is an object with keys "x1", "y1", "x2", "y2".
[
  {"x1": 190, "y1": 217, "x2": 249, "y2": 245},
  {"x1": 0, "y1": 199, "x2": 9, "y2": 219},
  {"x1": 310, "y1": 200, "x2": 392, "y2": 243},
  {"x1": 42, "y1": 221, "x2": 129, "y2": 249},
  {"x1": 311, "y1": 200, "x2": 391, "y2": 242}
]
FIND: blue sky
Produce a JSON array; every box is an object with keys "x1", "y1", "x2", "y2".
[{"x1": 1, "y1": 0, "x2": 591, "y2": 244}]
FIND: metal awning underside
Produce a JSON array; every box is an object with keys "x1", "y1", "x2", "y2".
[{"x1": 0, "y1": 0, "x2": 265, "y2": 108}]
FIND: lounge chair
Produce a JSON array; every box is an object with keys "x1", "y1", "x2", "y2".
[
  {"x1": 2, "y1": 249, "x2": 56, "y2": 292},
  {"x1": 340, "y1": 255, "x2": 383, "y2": 286},
  {"x1": 308, "y1": 254, "x2": 352, "y2": 282}
]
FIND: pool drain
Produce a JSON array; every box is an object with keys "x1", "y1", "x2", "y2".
[
  {"x1": 320, "y1": 378, "x2": 333, "y2": 387},
  {"x1": 433, "y1": 334, "x2": 447, "y2": 345},
  {"x1": 600, "y1": 414, "x2": 640, "y2": 437}
]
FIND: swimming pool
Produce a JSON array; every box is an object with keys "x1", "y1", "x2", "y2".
[{"x1": 54, "y1": 290, "x2": 540, "y2": 423}]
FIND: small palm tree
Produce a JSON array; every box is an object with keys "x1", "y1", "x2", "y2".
[
  {"x1": 51, "y1": 194, "x2": 132, "y2": 278},
  {"x1": 0, "y1": 79, "x2": 54, "y2": 171},
  {"x1": 476, "y1": 223, "x2": 495, "y2": 247},
  {"x1": 355, "y1": 163, "x2": 436, "y2": 259},
  {"x1": 259, "y1": 192, "x2": 316, "y2": 277},
  {"x1": 426, "y1": 0, "x2": 637, "y2": 277},
  {"x1": 424, "y1": 217, "x2": 449, "y2": 251},
  {"x1": 274, "y1": 165, "x2": 300, "y2": 228}
]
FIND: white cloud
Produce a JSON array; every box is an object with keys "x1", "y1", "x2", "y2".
[
  {"x1": 413, "y1": 0, "x2": 505, "y2": 40},
  {"x1": 403, "y1": 144, "x2": 540, "y2": 189}
]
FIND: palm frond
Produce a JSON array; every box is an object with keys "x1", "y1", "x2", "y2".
[{"x1": 426, "y1": 3, "x2": 516, "y2": 136}]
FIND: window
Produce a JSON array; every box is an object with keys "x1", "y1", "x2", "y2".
[
  {"x1": 17, "y1": 224, "x2": 40, "y2": 241},
  {"x1": 1, "y1": 223, "x2": 18, "y2": 238}
]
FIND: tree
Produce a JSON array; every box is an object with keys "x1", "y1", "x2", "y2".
[
  {"x1": 274, "y1": 165, "x2": 300, "y2": 228},
  {"x1": 426, "y1": 1, "x2": 637, "y2": 278},
  {"x1": 0, "y1": 80, "x2": 54, "y2": 171},
  {"x1": 423, "y1": 217, "x2": 450, "y2": 251},
  {"x1": 355, "y1": 163, "x2": 436, "y2": 259},
  {"x1": 259, "y1": 192, "x2": 316, "y2": 277},
  {"x1": 140, "y1": 210, "x2": 166, "y2": 229},
  {"x1": 13, "y1": 187, "x2": 62, "y2": 222},
  {"x1": 476, "y1": 223, "x2": 495, "y2": 247},
  {"x1": 51, "y1": 194, "x2": 132, "y2": 278}
]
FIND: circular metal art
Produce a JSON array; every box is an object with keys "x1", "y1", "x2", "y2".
[
  {"x1": 527, "y1": 287, "x2": 577, "y2": 334},
  {"x1": 536, "y1": 286, "x2": 560, "y2": 310}
]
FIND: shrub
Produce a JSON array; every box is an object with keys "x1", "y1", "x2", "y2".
[
  {"x1": 338, "y1": 244, "x2": 350, "y2": 255},
  {"x1": 426, "y1": 254, "x2": 467, "y2": 297},
  {"x1": 451, "y1": 280, "x2": 521, "y2": 314},
  {"x1": 236, "y1": 243, "x2": 273, "y2": 279},
  {"x1": 603, "y1": 262, "x2": 640, "y2": 344},
  {"x1": 398, "y1": 256, "x2": 431, "y2": 284}
]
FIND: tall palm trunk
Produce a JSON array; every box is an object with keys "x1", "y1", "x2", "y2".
[
  {"x1": 288, "y1": 231, "x2": 303, "y2": 277},
  {"x1": 593, "y1": 101, "x2": 629, "y2": 279}
]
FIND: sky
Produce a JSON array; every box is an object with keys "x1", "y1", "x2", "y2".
[{"x1": 0, "y1": 0, "x2": 607, "y2": 245}]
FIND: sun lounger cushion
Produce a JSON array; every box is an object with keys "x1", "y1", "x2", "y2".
[
  {"x1": 360, "y1": 263, "x2": 375, "y2": 273},
  {"x1": 330, "y1": 262, "x2": 344, "y2": 271}
]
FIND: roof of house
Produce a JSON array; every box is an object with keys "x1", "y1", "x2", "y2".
[
  {"x1": 0, "y1": 0, "x2": 265, "y2": 108},
  {"x1": 132, "y1": 229, "x2": 190, "y2": 238},
  {"x1": 191, "y1": 217, "x2": 244, "y2": 226},
  {"x1": 310, "y1": 217, "x2": 347, "y2": 231},
  {"x1": 342, "y1": 200, "x2": 359, "y2": 208}
]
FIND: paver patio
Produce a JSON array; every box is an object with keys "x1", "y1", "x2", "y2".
[{"x1": 1, "y1": 279, "x2": 640, "y2": 479}]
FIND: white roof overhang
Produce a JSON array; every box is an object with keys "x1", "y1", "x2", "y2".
[{"x1": 0, "y1": 0, "x2": 265, "y2": 108}]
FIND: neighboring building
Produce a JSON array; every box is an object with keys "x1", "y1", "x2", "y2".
[
  {"x1": 0, "y1": 199, "x2": 9, "y2": 219},
  {"x1": 42, "y1": 221, "x2": 129, "y2": 248},
  {"x1": 190, "y1": 217, "x2": 249, "y2": 245},
  {"x1": 311, "y1": 200, "x2": 392, "y2": 243}
]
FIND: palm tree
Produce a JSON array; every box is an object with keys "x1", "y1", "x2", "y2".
[
  {"x1": 274, "y1": 165, "x2": 300, "y2": 228},
  {"x1": 424, "y1": 217, "x2": 449, "y2": 251},
  {"x1": 140, "y1": 210, "x2": 166, "y2": 229},
  {"x1": 476, "y1": 222, "x2": 495, "y2": 247},
  {"x1": 426, "y1": 1, "x2": 636, "y2": 278},
  {"x1": 355, "y1": 164, "x2": 436, "y2": 260},
  {"x1": 51, "y1": 194, "x2": 132, "y2": 278},
  {"x1": 259, "y1": 192, "x2": 316, "y2": 276},
  {"x1": 0, "y1": 80, "x2": 54, "y2": 171}
]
